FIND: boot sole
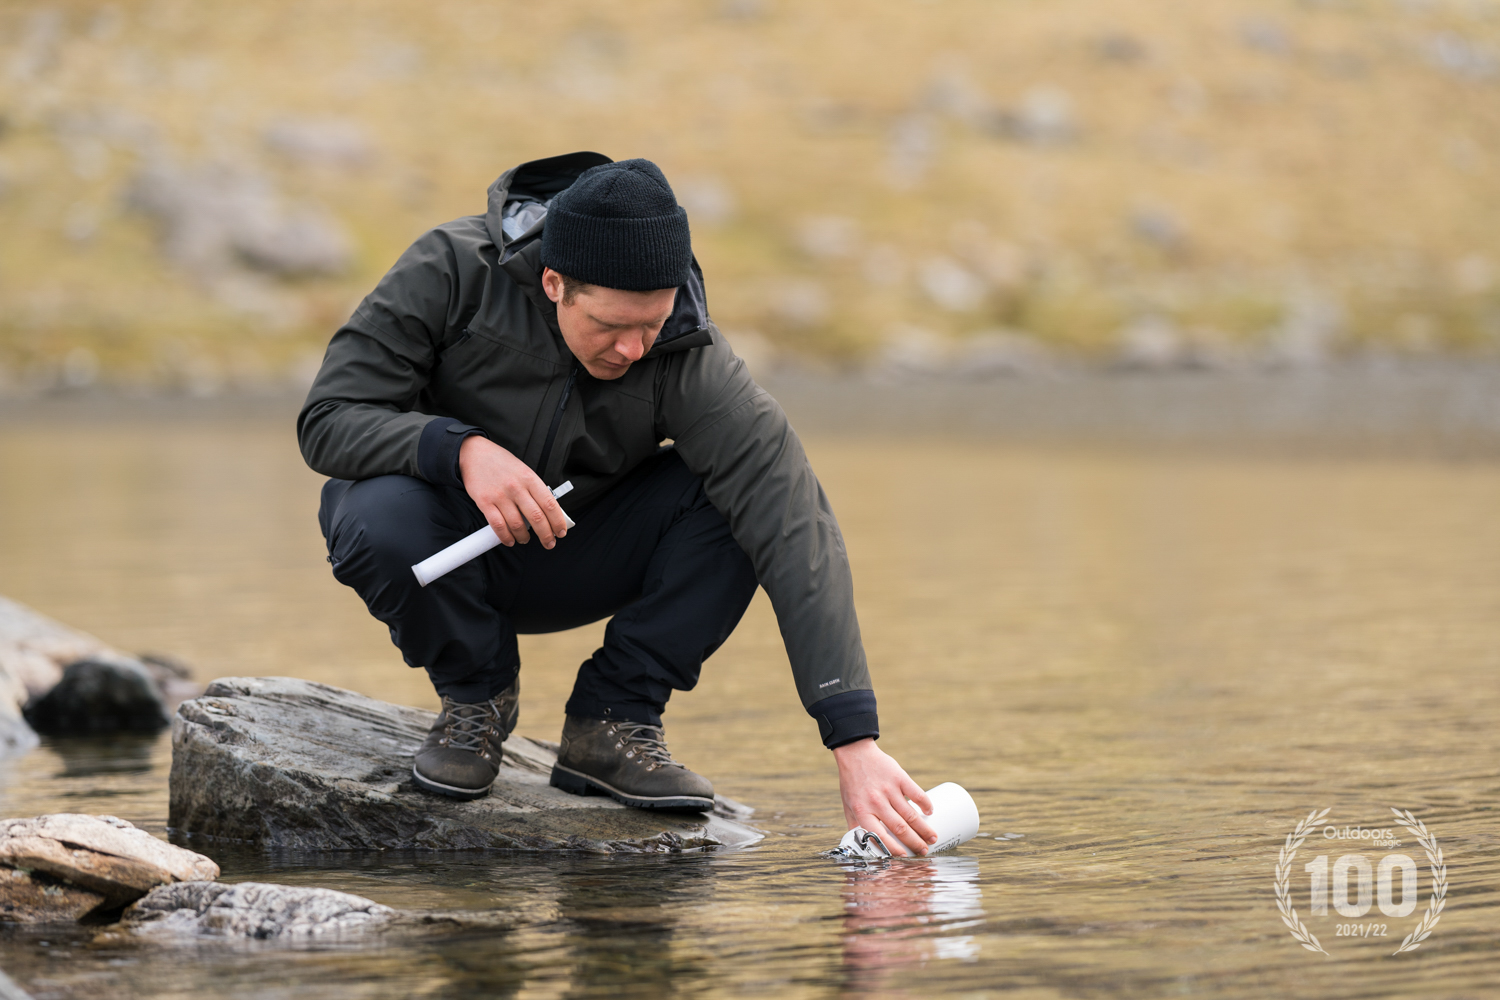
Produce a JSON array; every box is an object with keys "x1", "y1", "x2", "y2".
[
  {"x1": 549, "y1": 763, "x2": 713, "y2": 813},
  {"x1": 411, "y1": 764, "x2": 494, "y2": 801}
]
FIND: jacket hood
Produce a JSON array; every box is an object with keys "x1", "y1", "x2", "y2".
[
  {"x1": 485, "y1": 151, "x2": 612, "y2": 255},
  {"x1": 488, "y1": 152, "x2": 713, "y2": 357}
]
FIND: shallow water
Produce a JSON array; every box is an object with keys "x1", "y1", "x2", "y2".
[{"x1": 2, "y1": 421, "x2": 1499, "y2": 998}]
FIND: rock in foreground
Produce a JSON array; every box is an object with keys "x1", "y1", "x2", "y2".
[
  {"x1": 0, "y1": 814, "x2": 220, "y2": 922},
  {"x1": 126, "y1": 881, "x2": 394, "y2": 939},
  {"x1": 170, "y1": 677, "x2": 761, "y2": 853},
  {"x1": 121, "y1": 880, "x2": 522, "y2": 941}
]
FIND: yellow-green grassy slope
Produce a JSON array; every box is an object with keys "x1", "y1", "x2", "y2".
[{"x1": 1, "y1": 0, "x2": 1498, "y2": 389}]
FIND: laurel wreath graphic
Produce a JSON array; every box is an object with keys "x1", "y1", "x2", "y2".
[
  {"x1": 1275, "y1": 807, "x2": 1332, "y2": 957},
  {"x1": 1389, "y1": 808, "x2": 1447, "y2": 956}
]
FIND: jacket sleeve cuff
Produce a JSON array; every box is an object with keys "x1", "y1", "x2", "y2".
[
  {"x1": 807, "y1": 689, "x2": 880, "y2": 749},
  {"x1": 417, "y1": 417, "x2": 487, "y2": 487}
]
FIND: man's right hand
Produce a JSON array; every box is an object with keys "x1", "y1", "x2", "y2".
[{"x1": 458, "y1": 436, "x2": 570, "y2": 549}]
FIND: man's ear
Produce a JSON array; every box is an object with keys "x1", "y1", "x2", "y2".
[{"x1": 541, "y1": 267, "x2": 564, "y2": 305}]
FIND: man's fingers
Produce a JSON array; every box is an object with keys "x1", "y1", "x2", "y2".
[
  {"x1": 495, "y1": 500, "x2": 530, "y2": 545},
  {"x1": 872, "y1": 803, "x2": 928, "y2": 857},
  {"x1": 904, "y1": 808, "x2": 939, "y2": 846},
  {"x1": 482, "y1": 504, "x2": 517, "y2": 547},
  {"x1": 902, "y1": 779, "x2": 934, "y2": 817},
  {"x1": 524, "y1": 482, "x2": 570, "y2": 545},
  {"x1": 859, "y1": 812, "x2": 911, "y2": 858},
  {"x1": 513, "y1": 491, "x2": 556, "y2": 549}
]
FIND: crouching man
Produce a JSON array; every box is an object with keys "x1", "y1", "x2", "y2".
[{"x1": 298, "y1": 152, "x2": 937, "y2": 856}]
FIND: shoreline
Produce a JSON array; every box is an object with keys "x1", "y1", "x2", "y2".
[{"x1": 3, "y1": 357, "x2": 1499, "y2": 458}]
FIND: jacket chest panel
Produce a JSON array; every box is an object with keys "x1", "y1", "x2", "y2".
[
  {"x1": 560, "y1": 378, "x2": 659, "y2": 484},
  {"x1": 426, "y1": 331, "x2": 569, "y2": 458}
]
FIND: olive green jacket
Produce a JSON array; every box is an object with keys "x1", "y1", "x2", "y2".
[{"x1": 297, "y1": 153, "x2": 877, "y2": 747}]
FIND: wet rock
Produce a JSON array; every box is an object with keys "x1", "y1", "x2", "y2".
[
  {"x1": 0, "y1": 866, "x2": 107, "y2": 924},
  {"x1": 24, "y1": 659, "x2": 169, "y2": 735},
  {"x1": 119, "y1": 880, "x2": 521, "y2": 941},
  {"x1": 126, "y1": 881, "x2": 394, "y2": 940},
  {"x1": 2, "y1": 595, "x2": 194, "y2": 746},
  {"x1": 0, "y1": 815, "x2": 219, "y2": 920},
  {"x1": 169, "y1": 677, "x2": 762, "y2": 853}
]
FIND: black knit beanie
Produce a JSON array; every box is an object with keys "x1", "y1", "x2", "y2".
[{"x1": 541, "y1": 159, "x2": 693, "y2": 291}]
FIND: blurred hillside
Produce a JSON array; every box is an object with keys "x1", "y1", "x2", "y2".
[{"x1": 1, "y1": 0, "x2": 1499, "y2": 394}]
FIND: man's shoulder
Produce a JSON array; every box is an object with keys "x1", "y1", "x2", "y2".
[{"x1": 395, "y1": 214, "x2": 493, "y2": 265}]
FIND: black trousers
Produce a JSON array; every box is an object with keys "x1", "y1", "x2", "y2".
[{"x1": 318, "y1": 449, "x2": 759, "y2": 725}]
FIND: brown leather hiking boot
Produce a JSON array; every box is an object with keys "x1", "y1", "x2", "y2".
[
  {"x1": 411, "y1": 680, "x2": 519, "y2": 800},
  {"x1": 549, "y1": 716, "x2": 714, "y2": 812}
]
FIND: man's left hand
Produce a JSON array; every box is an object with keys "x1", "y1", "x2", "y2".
[{"x1": 832, "y1": 737, "x2": 936, "y2": 857}]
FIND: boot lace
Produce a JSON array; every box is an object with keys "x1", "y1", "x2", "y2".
[
  {"x1": 442, "y1": 699, "x2": 500, "y2": 754},
  {"x1": 611, "y1": 722, "x2": 683, "y2": 770}
]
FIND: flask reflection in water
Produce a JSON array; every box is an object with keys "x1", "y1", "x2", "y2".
[{"x1": 837, "y1": 782, "x2": 980, "y2": 858}]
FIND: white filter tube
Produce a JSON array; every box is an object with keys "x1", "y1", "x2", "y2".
[
  {"x1": 836, "y1": 782, "x2": 981, "y2": 858},
  {"x1": 411, "y1": 481, "x2": 575, "y2": 587}
]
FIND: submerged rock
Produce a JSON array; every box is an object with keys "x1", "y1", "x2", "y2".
[
  {"x1": 170, "y1": 677, "x2": 761, "y2": 853},
  {"x1": 0, "y1": 814, "x2": 219, "y2": 921},
  {"x1": 126, "y1": 881, "x2": 394, "y2": 939},
  {"x1": 121, "y1": 880, "x2": 521, "y2": 941}
]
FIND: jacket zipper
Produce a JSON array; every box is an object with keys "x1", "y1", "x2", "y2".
[{"x1": 536, "y1": 361, "x2": 580, "y2": 479}]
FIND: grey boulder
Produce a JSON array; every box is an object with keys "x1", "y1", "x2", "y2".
[
  {"x1": 125, "y1": 881, "x2": 394, "y2": 940},
  {"x1": 170, "y1": 677, "x2": 761, "y2": 853},
  {"x1": 121, "y1": 880, "x2": 520, "y2": 941}
]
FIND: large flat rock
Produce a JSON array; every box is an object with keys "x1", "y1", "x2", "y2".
[{"x1": 170, "y1": 677, "x2": 761, "y2": 853}]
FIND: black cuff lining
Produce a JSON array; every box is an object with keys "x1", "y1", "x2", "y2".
[
  {"x1": 417, "y1": 417, "x2": 487, "y2": 487},
  {"x1": 807, "y1": 689, "x2": 880, "y2": 749}
]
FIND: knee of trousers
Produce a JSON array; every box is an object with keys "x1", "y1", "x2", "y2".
[{"x1": 323, "y1": 475, "x2": 459, "y2": 595}]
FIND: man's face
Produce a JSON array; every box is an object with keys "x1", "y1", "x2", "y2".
[{"x1": 542, "y1": 268, "x2": 678, "y2": 380}]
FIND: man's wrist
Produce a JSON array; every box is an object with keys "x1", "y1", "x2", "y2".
[
  {"x1": 418, "y1": 417, "x2": 487, "y2": 487},
  {"x1": 831, "y1": 737, "x2": 876, "y2": 762}
]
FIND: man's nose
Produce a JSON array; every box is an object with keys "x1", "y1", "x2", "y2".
[{"x1": 615, "y1": 334, "x2": 647, "y2": 363}]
